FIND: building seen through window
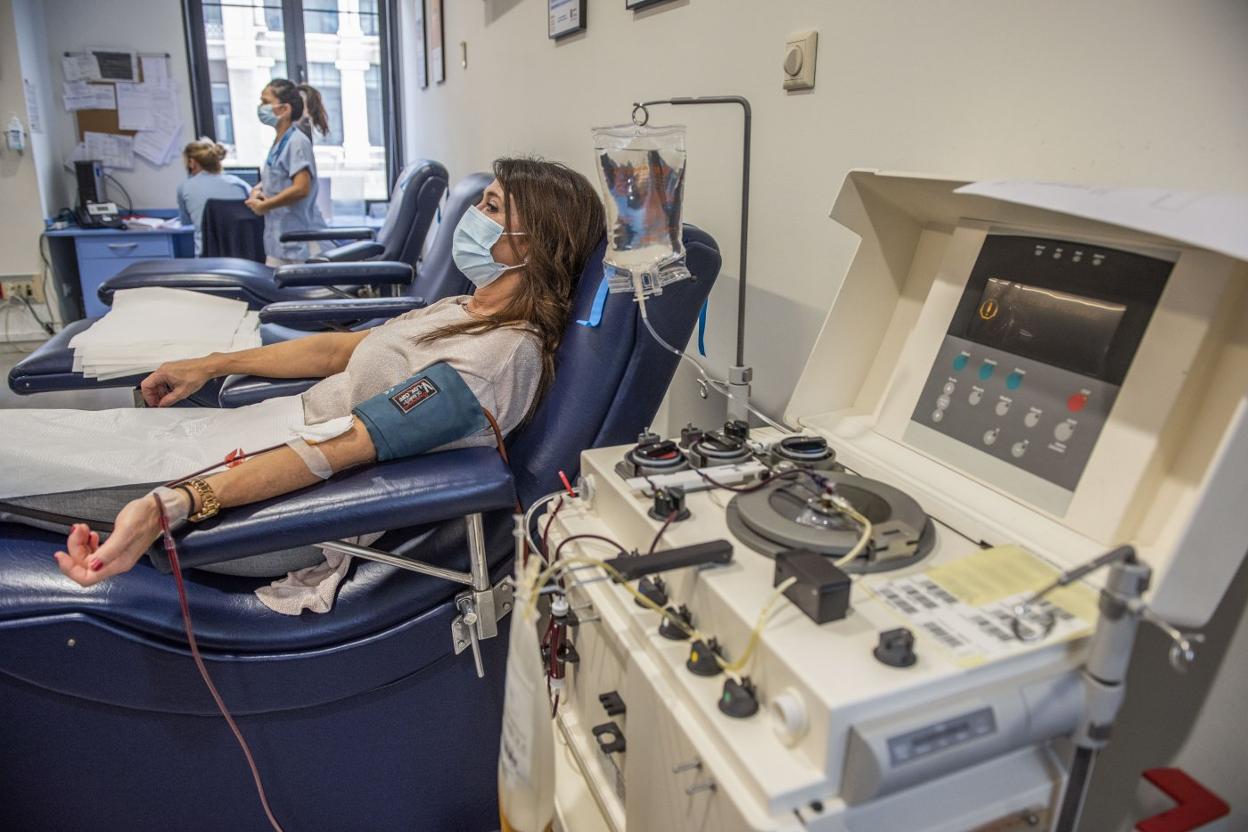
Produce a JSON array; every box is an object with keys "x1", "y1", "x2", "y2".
[{"x1": 198, "y1": 0, "x2": 388, "y2": 223}]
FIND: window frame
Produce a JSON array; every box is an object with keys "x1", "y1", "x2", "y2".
[{"x1": 181, "y1": 0, "x2": 403, "y2": 189}]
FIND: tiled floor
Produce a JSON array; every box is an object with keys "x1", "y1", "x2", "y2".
[{"x1": 0, "y1": 345, "x2": 134, "y2": 411}]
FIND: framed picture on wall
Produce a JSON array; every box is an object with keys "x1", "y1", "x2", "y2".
[
  {"x1": 429, "y1": 0, "x2": 445, "y2": 84},
  {"x1": 625, "y1": 0, "x2": 676, "y2": 10},
  {"x1": 549, "y1": 0, "x2": 586, "y2": 39},
  {"x1": 413, "y1": 0, "x2": 428, "y2": 89}
]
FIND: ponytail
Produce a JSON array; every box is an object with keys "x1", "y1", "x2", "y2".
[{"x1": 297, "y1": 83, "x2": 331, "y2": 137}]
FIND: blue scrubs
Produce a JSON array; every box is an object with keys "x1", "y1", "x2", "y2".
[
  {"x1": 261, "y1": 127, "x2": 326, "y2": 262},
  {"x1": 176, "y1": 171, "x2": 251, "y2": 255}
]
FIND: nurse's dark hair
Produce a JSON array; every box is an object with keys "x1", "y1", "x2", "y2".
[
  {"x1": 264, "y1": 78, "x2": 304, "y2": 122},
  {"x1": 417, "y1": 156, "x2": 606, "y2": 414},
  {"x1": 297, "y1": 83, "x2": 330, "y2": 136}
]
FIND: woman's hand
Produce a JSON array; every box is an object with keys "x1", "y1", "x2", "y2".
[
  {"x1": 54, "y1": 496, "x2": 166, "y2": 587},
  {"x1": 140, "y1": 356, "x2": 216, "y2": 407},
  {"x1": 250, "y1": 184, "x2": 265, "y2": 200},
  {"x1": 245, "y1": 195, "x2": 269, "y2": 215}
]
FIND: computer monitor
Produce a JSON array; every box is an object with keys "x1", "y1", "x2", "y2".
[{"x1": 225, "y1": 166, "x2": 261, "y2": 187}]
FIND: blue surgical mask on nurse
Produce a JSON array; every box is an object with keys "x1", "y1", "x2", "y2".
[
  {"x1": 257, "y1": 103, "x2": 280, "y2": 127},
  {"x1": 452, "y1": 205, "x2": 528, "y2": 289}
]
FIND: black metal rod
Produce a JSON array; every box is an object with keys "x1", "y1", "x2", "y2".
[{"x1": 636, "y1": 96, "x2": 752, "y2": 368}]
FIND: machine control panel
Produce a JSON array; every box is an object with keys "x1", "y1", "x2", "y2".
[
  {"x1": 887, "y1": 707, "x2": 997, "y2": 766},
  {"x1": 908, "y1": 234, "x2": 1172, "y2": 508}
]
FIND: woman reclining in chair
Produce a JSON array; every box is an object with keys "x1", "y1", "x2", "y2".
[{"x1": 25, "y1": 158, "x2": 605, "y2": 590}]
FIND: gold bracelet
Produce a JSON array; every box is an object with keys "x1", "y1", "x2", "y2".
[{"x1": 180, "y1": 478, "x2": 221, "y2": 523}]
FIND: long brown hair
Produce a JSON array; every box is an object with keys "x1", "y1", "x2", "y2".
[
  {"x1": 419, "y1": 157, "x2": 606, "y2": 410},
  {"x1": 297, "y1": 83, "x2": 330, "y2": 136}
]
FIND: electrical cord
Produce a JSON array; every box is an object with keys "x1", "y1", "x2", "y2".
[
  {"x1": 17, "y1": 294, "x2": 55, "y2": 336},
  {"x1": 103, "y1": 173, "x2": 133, "y2": 215}
]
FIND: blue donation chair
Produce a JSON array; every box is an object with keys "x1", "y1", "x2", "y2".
[
  {"x1": 7, "y1": 172, "x2": 489, "y2": 403},
  {"x1": 0, "y1": 227, "x2": 721, "y2": 831},
  {"x1": 98, "y1": 158, "x2": 450, "y2": 308}
]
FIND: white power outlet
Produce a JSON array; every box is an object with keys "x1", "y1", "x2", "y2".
[
  {"x1": 783, "y1": 30, "x2": 818, "y2": 92},
  {"x1": 0, "y1": 279, "x2": 42, "y2": 303}
]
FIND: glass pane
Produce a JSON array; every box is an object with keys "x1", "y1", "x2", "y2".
[
  {"x1": 301, "y1": 0, "x2": 388, "y2": 223},
  {"x1": 201, "y1": 2, "x2": 289, "y2": 171}
]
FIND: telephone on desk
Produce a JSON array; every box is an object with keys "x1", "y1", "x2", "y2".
[{"x1": 76, "y1": 201, "x2": 125, "y2": 230}]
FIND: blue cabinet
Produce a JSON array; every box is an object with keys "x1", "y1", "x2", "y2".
[{"x1": 44, "y1": 224, "x2": 195, "y2": 321}]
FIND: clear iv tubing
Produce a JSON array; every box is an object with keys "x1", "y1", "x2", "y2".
[{"x1": 633, "y1": 278, "x2": 793, "y2": 434}]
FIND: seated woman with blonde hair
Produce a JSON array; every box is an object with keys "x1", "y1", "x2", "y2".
[{"x1": 176, "y1": 137, "x2": 251, "y2": 255}]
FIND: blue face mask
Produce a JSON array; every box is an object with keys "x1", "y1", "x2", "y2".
[
  {"x1": 257, "y1": 103, "x2": 280, "y2": 127},
  {"x1": 452, "y1": 205, "x2": 527, "y2": 289}
]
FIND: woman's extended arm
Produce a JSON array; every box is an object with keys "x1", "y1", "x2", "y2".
[
  {"x1": 140, "y1": 328, "x2": 370, "y2": 407},
  {"x1": 54, "y1": 417, "x2": 378, "y2": 586}
]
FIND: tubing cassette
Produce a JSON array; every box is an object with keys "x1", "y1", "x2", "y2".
[
  {"x1": 725, "y1": 471, "x2": 935, "y2": 574},
  {"x1": 616, "y1": 431, "x2": 689, "y2": 479},
  {"x1": 761, "y1": 435, "x2": 840, "y2": 472}
]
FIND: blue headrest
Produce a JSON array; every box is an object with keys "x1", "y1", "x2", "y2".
[
  {"x1": 407, "y1": 172, "x2": 492, "y2": 302},
  {"x1": 507, "y1": 226, "x2": 721, "y2": 507},
  {"x1": 375, "y1": 159, "x2": 449, "y2": 266}
]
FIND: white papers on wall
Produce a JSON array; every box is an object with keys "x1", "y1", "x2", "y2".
[
  {"x1": 134, "y1": 121, "x2": 183, "y2": 166},
  {"x1": 140, "y1": 54, "x2": 170, "y2": 85},
  {"x1": 83, "y1": 131, "x2": 134, "y2": 170},
  {"x1": 22, "y1": 78, "x2": 42, "y2": 134},
  {"x1": 63, "y1": 81, "x2": 116, "y2": 111},
  {"x1": 115, "y1": 82, "x2": 155, "y2": 130},
  {"x1": 62, "y1": 52, "x2": 101, "y2": 82}
]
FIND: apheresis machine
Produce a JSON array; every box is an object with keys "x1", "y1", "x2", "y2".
[{"x1": 509, "y1": 169, "x2": 1248, "y2": 831}]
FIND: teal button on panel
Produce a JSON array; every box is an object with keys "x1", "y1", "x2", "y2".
[
  {"x1": 978, "y1": 362, "x2": 995, "y2": 381},
  {"x1": 952, "y1": 354, "x2": 969, "y2": 371},
  {"x1": 1006, "y1": 372, "x2": 1023, "y2": 390}
]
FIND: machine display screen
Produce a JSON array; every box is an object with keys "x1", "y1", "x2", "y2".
[{"x1": 965, "y1": 278, "x2": 1126, "y2": 380}]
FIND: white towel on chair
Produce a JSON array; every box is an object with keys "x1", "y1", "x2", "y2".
[{"x1": 254, "y1": 552, "x2": 353, "y2": 615}]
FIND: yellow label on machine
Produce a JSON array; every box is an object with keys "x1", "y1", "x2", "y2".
[{"x1": 925, "y1": 544, "x2": 1100, "y2": 623}]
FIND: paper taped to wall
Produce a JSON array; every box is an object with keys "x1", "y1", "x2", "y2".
[
  {"x1": 62, "y1": 53, "x2": 100, "y2": 82},
  {"x1": 63, "y1": 81, "x2": 115, "y2": 111},
  {"x1": 83, "y1": 131, "x2": 134, "y2": 170},
  {"x1": 115, "y1": 82, "x2": 154, "y2": 130}
]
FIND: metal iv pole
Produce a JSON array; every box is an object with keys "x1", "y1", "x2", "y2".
[{"x1": 631, "y1": 95, "x2": 754, "y2": 424}]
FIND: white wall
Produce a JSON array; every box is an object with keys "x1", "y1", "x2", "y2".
[
  {"x1": 39, "y1": 0, "x2": 195, "y2": 211},
  {"x1": 399, "y1": 0, "x2": 1248, "y2": 429},
  {"x1": 0, "y1": 0, "x2": 46, "y2": 279},
  {"x1": 12, "y1": 0, "x2": 57, "y2": 222}
]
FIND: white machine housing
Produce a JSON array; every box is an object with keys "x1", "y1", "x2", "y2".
[
  {"x1": 548, "y1": 171, "x2": 1248, "y2": 832},
  {"x1": 789, "y1": 170, "x2": 1248, "y2": 627}
]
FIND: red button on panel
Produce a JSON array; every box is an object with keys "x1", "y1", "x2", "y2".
[{"x1": 1067, "y1": 392, "x2": 1088, "y2": 412}]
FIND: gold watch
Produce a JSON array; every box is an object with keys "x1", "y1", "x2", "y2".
[{"x1": 180, "y1": 478, "x2": 221, "y2": 522}]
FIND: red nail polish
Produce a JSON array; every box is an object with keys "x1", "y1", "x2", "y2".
[{"x1": 90, "y1": 561, "x2": 103, "y2": 572}]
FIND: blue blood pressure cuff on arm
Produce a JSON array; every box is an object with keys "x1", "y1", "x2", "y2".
[{"x1": 352, "y1": 363, "x2": 490, "y2": 461}]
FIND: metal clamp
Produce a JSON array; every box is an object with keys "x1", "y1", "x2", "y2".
[
  {"x1": 671, "y1": 758, "x2": 702, "y2": 774},
  {"x1": 685, "y1": 780, "x2": 717, "y2": 796}
]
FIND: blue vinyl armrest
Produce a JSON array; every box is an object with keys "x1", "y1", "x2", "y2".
[
  {"x1": 218, "y1": 374, "x2": 321, "y2": 407},
  {"x1": 315, "y1": 240, "x2": 387, "y2": 262},
  {"x1": 273, "y1": 261, "x2": 413, "y2": 288},
  {"x1": 148, "y1": 447, "x2": 516, "y2": 570},
  {"x1": 280, "y1": 226, "x2": 375, "y2": 242},
  {"x1": 260, "y1": 296, "x2": 427, "y2": 325}
]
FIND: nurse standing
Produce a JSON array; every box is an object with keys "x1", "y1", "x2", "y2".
[{"x1": 244, "y1": 78, "x2": 326, "y2": 265}]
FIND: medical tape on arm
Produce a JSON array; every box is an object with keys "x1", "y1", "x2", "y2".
[
  {"x1": 150, "y1": 486, "x2": 191, "y2": 531},
  {"x1": 287, "y1": 437, "x2": 334, "y2": 480}
]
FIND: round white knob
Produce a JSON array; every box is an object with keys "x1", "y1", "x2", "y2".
[
  {"x1": 1054, "y1": 421, "x2": 1076, "y2": 443},
  {"x1": 942, "y1": 382, "x2": 956, "y2": 395},
  {"x1": 770, "y1": 689, "x2": 808, "y2": 747},
  {"x1": 995, "y1": 400, "x2": 1010, "y2": 417},
  {"x1": 936, "y1": 395, "x2": 951, "y2": 410},
  {"x1": 784, "y1": 46, "x2": 804, "y2": 77},
  {"x1": 982, "y1": 429, "x2": 999, "y2": 446},
  {"x1": 1011, "y1": 440, "x2": 1029, "y2": 458},
  {"x1": 1024, "y1": 411, "x2": 1041, "y2": 428},
  {"x1": 931, "y1": 409, "x2": 944, "y2": 423},
  {"x1": 968, "y1": 389, "x2": 983, "y2": 406}
]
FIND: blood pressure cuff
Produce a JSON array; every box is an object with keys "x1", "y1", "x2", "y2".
[{"x1": 351, "y1": 363, "x2": 490, "y2": 462}]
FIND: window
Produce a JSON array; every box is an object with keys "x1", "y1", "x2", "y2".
[
  {"x1": 304, "y1": 2, "x2": 339, "y2": 36},
  {"x1": 209, "y1": 60, "x2": 234, "y2": 144},
  {"x1": 359, "y1": 0, "x2": 379, "y2": 36},
  {"x1": 308, "y1": 63, "x2": 343, "y2": 146},
  {"x1": 186, "y1": 0, "x2": 401, "y2": 222},
  {"x1": 365, "y1": 64, "x2": 382, "y2": 147}
]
